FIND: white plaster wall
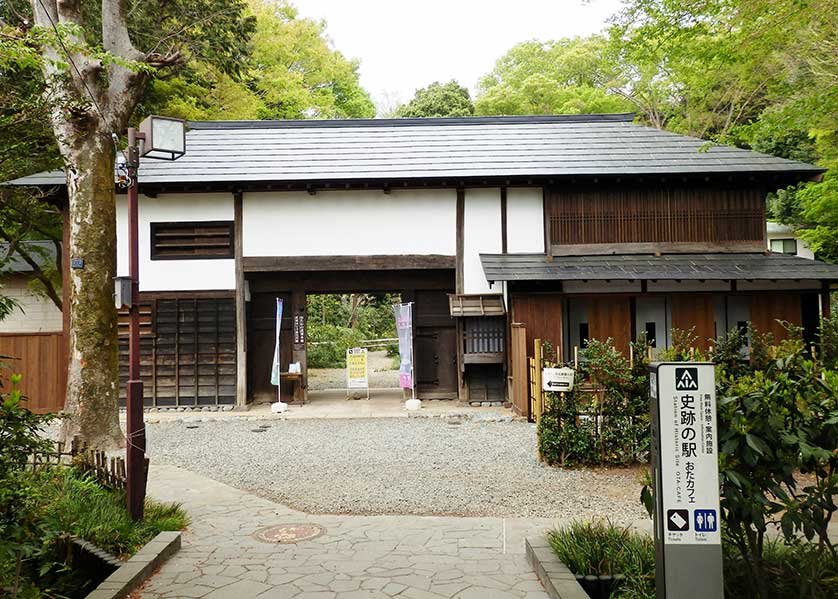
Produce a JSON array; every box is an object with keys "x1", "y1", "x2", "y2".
[
  {"x1": 117, "y1": 193, "x2": 235, "y2": 291},
  {"x1": 242, "y1": 189, "x2": 456, "y2": 257},
  {"x1": 0, "y1": 275, "x2": 63, "y2": 333},
  {"x1": 506, "y1": 188, "x2": 544, "y2": 253},
  {"x1": 635, "y1": 297, "x2": 669, "y2": 348},
  {"x1": 463, "y1": 188, "x2": 502, "y2": 294}
]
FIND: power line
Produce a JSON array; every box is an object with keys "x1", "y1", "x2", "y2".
[{"x1": 34, "y1": 0, "x2": 126, "y2": 161}]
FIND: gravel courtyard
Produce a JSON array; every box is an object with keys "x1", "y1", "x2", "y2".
[{"x1": 146, "y1": 417, "x2": 647, "y2": 521}]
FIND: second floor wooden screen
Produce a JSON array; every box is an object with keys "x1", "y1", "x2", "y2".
[
  {"x1": 150, "y1": 221, "x2": 234, "y2": 260},
  {"x1": 547, "y1": 187, "x2": 765, "y2": 247}
]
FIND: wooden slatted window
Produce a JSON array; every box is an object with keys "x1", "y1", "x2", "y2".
[
  {"x1": 546, "y1": 187, "x2": 765, "y2": 247},
  {"x1": 150, "y1": 221, "x2": 234, "y2": 260}
]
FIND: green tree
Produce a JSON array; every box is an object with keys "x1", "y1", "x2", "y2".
[
  {"x1": 7, "y1": 0, "x2": 255, "y2": 448},
  {"x1": 397, "y1": 80, "x2": 474, "y2": 118},
  {"x1": 608, "y1": 0, "x2": 837, "y2": 262},
  {"x1": 141, "y1": 0, "x2": 375, "y2": 121},
  {"x1": 475, "y1": 37, "x2": 633, "y2": 116}
]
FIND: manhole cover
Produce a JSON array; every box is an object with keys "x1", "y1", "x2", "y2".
[{"x1": 253, "y1": 523, "x2": 324, "y2": 544}]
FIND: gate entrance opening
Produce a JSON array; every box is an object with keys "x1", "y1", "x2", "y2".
[{"x1": 244, "y1": 268, "x2": 457, "y2": 406}]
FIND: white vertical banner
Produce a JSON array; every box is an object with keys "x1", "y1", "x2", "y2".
[{"x1": 270, "y1": 298, "x2": 284, "y2": 390}]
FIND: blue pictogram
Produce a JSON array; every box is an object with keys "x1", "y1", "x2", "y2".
[{"x1": 694, "y1": 509, "x2": 717, "y2": 532}]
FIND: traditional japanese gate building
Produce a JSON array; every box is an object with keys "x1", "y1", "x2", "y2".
[{"x1": 11, "y1": 113, "x2": 838, "y2": 412}]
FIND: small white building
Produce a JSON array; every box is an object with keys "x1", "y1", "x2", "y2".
[{"x1": 767, "y1": 222, "x2": 815, "y2": 259}]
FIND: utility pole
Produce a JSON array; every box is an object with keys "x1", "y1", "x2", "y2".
[{"x1": 116, "y1": 116, "x2": 186, "y2": 520}]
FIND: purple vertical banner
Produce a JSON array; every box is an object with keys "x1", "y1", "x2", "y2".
[{"x1": 392, "y1": 302, "x2": 414, "y2": 390}]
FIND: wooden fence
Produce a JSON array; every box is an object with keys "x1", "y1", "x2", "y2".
[
  {"x1": 27, "y1": 437, "x2": 134, "y2": 491},
  {"x1": 0, "y1": 332, "x2": 66, "y2": 413}
]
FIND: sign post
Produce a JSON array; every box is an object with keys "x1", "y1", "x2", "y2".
[
  {"x1": 649, "y1": 362, "x2": 723, "y2": 599},
  {"x1": 346, "y1": 347, "x2": 370, "y2": 400}
]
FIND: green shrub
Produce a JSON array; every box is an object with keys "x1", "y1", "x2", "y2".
[
  {"x1": 548, "y1": 521, "x2": 655, "y2": 598},
  {"x1": 548, "y1": 522, "x2": 838, "y2": 599},
  {"x1": 537, "y1": 337, "x2": 651, "y2": 467},
  {"x1": 306, "y1": 323, "x2": 366, "y2": 368}
]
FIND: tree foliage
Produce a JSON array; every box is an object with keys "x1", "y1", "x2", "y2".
[
  {"x1": 396, "y1": 80, "x2": 474, "y2": 118},
  {"x1": 142, "y1": 0, "x2": 375, "y2": 121},
  {"x1": 475, "y1": 37, "x2": 633, "y2": 116}
]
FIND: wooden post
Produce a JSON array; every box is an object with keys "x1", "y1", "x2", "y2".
[
  {"x1": 533, "y1": 338, "x2": 543, "y2": 462},
  {"x1": 510, "y1": 323, "x2": 527, "y2": 416},
  {"x1": 291, "y1": 288, "x2": 307, "y2": 403},
  {"x1": 234, "y1": 192, "x2": 247, "y2": 407}
]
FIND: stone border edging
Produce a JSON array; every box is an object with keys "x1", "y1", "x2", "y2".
[
  {"x1": 84, "y1": 531, "x2": 181, "y2": 599},
  {"x1": 526, "y1": 536, "x2": 590, "y2": 599}
]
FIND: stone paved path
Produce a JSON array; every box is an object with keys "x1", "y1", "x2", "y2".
[{"x1": 142, "y1": 465, "x2": 556, "y2": 598}]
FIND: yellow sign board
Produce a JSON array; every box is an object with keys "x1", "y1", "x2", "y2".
[{"x1": 346, "y1": 347, "x2": 368, "y2": 389}]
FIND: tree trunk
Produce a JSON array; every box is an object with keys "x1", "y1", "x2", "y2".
[{"x1": 58, "y1": 128, "x2": 123, "y2": 449}]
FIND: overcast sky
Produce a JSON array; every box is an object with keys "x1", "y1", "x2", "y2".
[{"x1": 292, "y1": 0, "x2": 624, "y2": 113}]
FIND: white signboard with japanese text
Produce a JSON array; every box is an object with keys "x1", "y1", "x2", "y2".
[
  {"x1": 657, "y1": 363, "x2": 721, "y2": 546},
  {"x1": 542, "y1": 367, "x2": 575, "y2": 392}
]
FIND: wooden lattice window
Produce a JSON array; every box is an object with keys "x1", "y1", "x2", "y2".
[{"x1": 150, "y1": 221, "x2": 234, "y2": 260}]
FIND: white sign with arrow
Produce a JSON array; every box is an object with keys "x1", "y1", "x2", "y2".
[{"x1": 542, "y1": 367, "x2": 575, "y2": 392}]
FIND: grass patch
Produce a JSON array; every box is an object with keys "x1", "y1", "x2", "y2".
[
  {"x1": 547, "y1": 521, "x2": 654, "y2": 598},
  {"x1": 548, "y1": 522, "x2": 838, "y2": 599},
  {"x1": 1, "y1": 467, "x2": 188, "y2": 598},
  {"x1": 34, "y1": 467, "x2": 188, "y2": 558}
]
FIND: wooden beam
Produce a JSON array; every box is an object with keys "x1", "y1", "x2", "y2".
[
  {"x1": 234, "y1": 191, "x2": 247, "y2": 407},
  {"x1": 456, "y1": 188, "x2": 465, "y2": 294},
  {"x1": 550, "y1": 241, "x2": 766, "y2": 257},
  {"x1": 242, "y1": 254, "x2": 456, "y2": 273},
  {"x1": 500, "y1": 187, "x2": 508, "y2": 254},
  {"x1": 291, "y1": 288, "x2": 307, "y2": 403},
  {"x1": 823, "y1": 281, "x2": 832, "y2": 319}
]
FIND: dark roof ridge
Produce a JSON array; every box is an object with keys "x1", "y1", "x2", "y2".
[{"x1": 187, "y1": 113, "x2": 637, "y2": 130}]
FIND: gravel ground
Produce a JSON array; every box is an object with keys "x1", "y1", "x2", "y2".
[
  {"x1": 146, "y1": 418, "x2": 647, "y2": 521},
  {"x1": 307, "y1": 349, "x2": 400, "y2": 390}
]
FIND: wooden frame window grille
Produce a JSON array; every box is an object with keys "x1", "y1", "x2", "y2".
[{"x1": 150, "y1": 221, "x2": 234, "y2": 260}]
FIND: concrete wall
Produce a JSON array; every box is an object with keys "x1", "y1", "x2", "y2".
[
  {"x1": 116, "y1": 193, "x2": 235, "y2": 292},
  {"x1": 0, "y1": 274, "x2": 62, "y2": 333},
  {"x1": 242, "y1": 189, "x2": 457, "y2": 257}
]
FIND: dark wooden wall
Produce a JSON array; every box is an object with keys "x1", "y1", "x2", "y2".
[
  {"x1": 671, "y1": 295, "x2": 717, "y2": 350},
  {"x1": 546, "y1": 186, "x2": 765, "y2": 246},
  {"x1": 750, "y1": 294, "x2": 803, "y2": 341},
  {"x1": 510, "y1": 294, "x2": 564, "y2": 360},
  {"x1": 588, "y1": 296, "x2": 632, "y2": 353},
  {"x1": 119, "y1": 296, "x2": 236, "y2": 406}
]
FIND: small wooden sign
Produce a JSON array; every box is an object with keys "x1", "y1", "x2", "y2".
[{"x1": 293, "y1": 314, "x2": 305, "y2": 345}]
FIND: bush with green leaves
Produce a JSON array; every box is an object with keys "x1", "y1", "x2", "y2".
[
  {"x1": 306, "y1": 323, "x2": 366, "y2": 368},
  {"x1": 538, "y1": 336, "x2": 651, "y2": 467},
  {"x1": 640, "y1": 324, "x2": 838, "y2": 599},
  {"x1": 0, "y1": 377, "x2": 57, "y2": 598}
]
